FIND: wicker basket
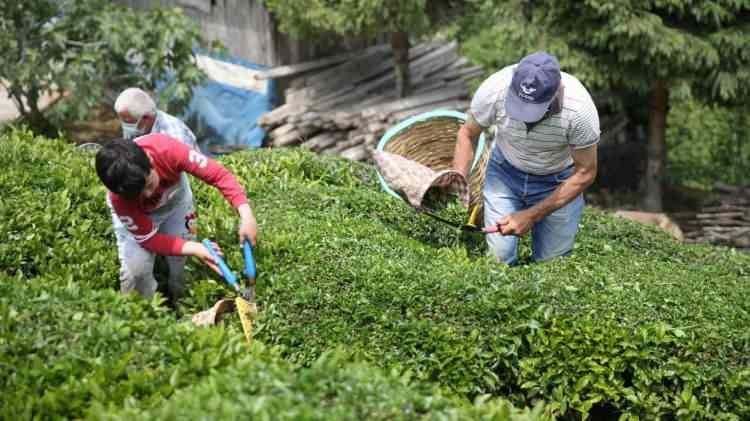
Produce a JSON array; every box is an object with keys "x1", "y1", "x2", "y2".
[{"x1": 376, "y1": 110, "x2": 493, "y2": 224}]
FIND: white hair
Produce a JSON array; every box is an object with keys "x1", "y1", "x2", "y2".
[{"x1": 114, "y1": 88, "x2": 157, "y2": 119}]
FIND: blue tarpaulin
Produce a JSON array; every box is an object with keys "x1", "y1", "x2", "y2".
[{"x1": 181, "y1": 52, "x2": 277, "y2": 155}]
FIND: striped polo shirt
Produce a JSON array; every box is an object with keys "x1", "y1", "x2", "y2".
[{"x1": 470, "y1": 64, "x2": 600, "y2": 175}]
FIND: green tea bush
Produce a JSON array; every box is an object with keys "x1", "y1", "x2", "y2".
[
  {"x1": 2, "y1": 129, "x2": 749, "y2": 419},
  {"x1": 96, "y1": 350, "x2": 545, "y2": 421},
  {"x1": 192, "y1": 150, "x2": 750, "y2": 419},
  {"x1": 0, "y1": 271, "x2": 248, "y2": 419},
  {"x1": 0, "y1": 272, "x2": 537, "y2": 420},
  {"x1": 0, "y1": 129, "x2": 118, "y2": 284},
  {"x1": 0, "y1": 130, "x2": 541, "y2": 420}
]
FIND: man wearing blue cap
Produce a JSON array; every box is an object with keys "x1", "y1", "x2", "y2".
[{"x1": 452, "y1": 52, "x2": 599, "y2": 265}]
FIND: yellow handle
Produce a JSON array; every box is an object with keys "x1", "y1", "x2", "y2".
[
  {"x1": 467, "y1": 205, "x2": 480, "y2": 227},
  {"x1": 236, "y1": 297, "x2": 257, "y2": 345}
]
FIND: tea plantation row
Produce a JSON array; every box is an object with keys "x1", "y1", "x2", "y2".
[
  {"x1": 0, "y1": 129, "x2": 537, "y2": 420},
  {"x1": 2, "y1": 128, "x2": 749, "y2": 419}
]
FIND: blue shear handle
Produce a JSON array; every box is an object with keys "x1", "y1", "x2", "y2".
[
  {"x1": 201, "y1": 239, "x2": 238, "y2": 288},
  {"x1": 242, "y1": 240, "x2": 257, "y2": 279}
]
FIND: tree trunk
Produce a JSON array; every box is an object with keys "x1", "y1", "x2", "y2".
[
  {"x1": 643, "y1": 79, "x2": 668, "y2": 212},
  {"x1": 390, "y1": 31, "x2": 410, "y2": 98},
  {"x1": 12, "y1": 87, "x2": 58, "y2": 138},
  {"x1": 737, "y1": 106, "x2": 747, "y2": 185}
]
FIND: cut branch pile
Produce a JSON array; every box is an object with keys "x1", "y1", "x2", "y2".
[
  {"x1": 256, "y1": 40, "x2": 483, "y2": 161},
  {"x1": 678, "y1": 183, "x2": 750, "y2": 251}
]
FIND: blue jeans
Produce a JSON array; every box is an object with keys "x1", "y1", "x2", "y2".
[{"x1": 483, "y1": 148, "x2": 584, "y2": 265}]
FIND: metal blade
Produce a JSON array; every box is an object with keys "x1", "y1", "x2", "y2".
[
  {"x1": 421, "y1": 210, "x2": 483, "y2": 232},
  {"x1": 241, "y1": 285, "x2": 255, "y2": 302}
]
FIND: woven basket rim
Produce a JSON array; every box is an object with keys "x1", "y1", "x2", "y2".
[{"x1": 375, "y1": 109, "x2": 487, "y2": 203}]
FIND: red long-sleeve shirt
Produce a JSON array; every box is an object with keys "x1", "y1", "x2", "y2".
[{"x1": 109, "y1": 134, "x2": 248, "y2": 255}]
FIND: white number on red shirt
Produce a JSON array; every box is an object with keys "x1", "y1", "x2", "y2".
[
  {"x1": 189, "y1": 150, "x2": 208, "y2": 169},
  {"x1": 119, "y1": 216, "x2": 138, "y2": 231}
]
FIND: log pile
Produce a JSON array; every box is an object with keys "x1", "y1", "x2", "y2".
[
  {"x1": 679, "y1": 183, "x2": 750, "y2": 251},
  {"x1": 255, "y1": 40, "x2": 483, "y2": 161}
]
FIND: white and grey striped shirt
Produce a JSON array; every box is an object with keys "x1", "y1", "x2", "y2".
[
  {"x1": 470, "y1": 65, "x2": 600, "y2": 175},
  {"x1": 151, "y1": 110, "x2": 200, "y2": 151}
]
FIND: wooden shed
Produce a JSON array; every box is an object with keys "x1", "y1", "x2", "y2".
[{"x1": 112, "y1": 0, "x2": 376, "y2": 66}]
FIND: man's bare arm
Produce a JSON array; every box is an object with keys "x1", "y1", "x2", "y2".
[
  {"x1": 528, "y1": 144, "x2": 597, "y2": 221},
  {"x1": 452, "y1": 115, "x2": 484, "y2": 178}
]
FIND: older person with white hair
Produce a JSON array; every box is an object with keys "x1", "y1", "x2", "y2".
[
  {"x1": 114, "y1": 87, "x2": 199, "y2": 149},
  {"x1": 108, "y1": 87, "x2": 204, "y2": 303}
]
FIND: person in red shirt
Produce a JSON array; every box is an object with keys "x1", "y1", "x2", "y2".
[{"x1": 95, "y1": 134, "x2": 257, "y2": 300}]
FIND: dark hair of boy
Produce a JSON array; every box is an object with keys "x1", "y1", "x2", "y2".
[{"x1": 95, "y1": 138, "x2": 152, "y2": 200}]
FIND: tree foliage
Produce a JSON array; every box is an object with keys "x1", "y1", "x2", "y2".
[
  {"x1": 527, "y1": 0, "x2": 750, "y2": 102},
  {"x1": 667, "y1": 99, "x2": 750, "y2": 188},
  {"x1": 454, "y1": 6, "x2": 605, "y2": 91},
  {"x1": 0, "y1": 0, "x2": 208, "y2": 136},
  {"x1": 261, "y1": 0, "x2": 458, "y2": 97},
  {"x1": 262, "y1": 0, "x2": 434, "y2": 38}
]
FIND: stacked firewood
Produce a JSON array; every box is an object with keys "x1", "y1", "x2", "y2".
[
  {"x1": 680, "y1": 183, "x2": 750, "y2": 251},
  {"x1": 255, "y1": 40, "x2": 484, "y2": 161}
]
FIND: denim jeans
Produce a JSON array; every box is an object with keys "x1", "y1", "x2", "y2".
[{"x1": 483, "y1": 147, "x2": 584, "y2": 265}]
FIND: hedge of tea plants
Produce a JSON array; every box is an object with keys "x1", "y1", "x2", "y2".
[
  {"x1": 0, "y1": 129, "x2": 541, "y2": 420},
  {"x1": 2, "y1": 128, "x2": 749, "y2": 419}
]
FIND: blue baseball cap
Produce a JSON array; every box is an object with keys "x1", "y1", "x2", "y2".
[{"x1": 505, "y1": 52, "x2": 561, "y2": 123}]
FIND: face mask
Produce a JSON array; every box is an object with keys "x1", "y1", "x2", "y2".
[{"x1": 121, "y1": 118, "x2": 145, "y2": 140}]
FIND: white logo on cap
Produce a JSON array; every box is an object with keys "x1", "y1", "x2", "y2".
[{"x1": 521, "y1": 83, "x2": 536, "y2": 95}]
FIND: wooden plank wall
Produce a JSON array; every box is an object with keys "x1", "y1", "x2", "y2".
[{"x1": 112, "y1": 0, "x2": 376, "y2": 66}]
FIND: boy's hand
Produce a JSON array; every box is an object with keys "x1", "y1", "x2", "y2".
[
  {"x1": 238, "y1": 216, "x2": 257, "y2": 247},
  {"x1": 182, "y1": 240, "x2": 222, "y2": 275},
  {"x1": 237, "y1": 203, "x2": 257, "y2": 247}
]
